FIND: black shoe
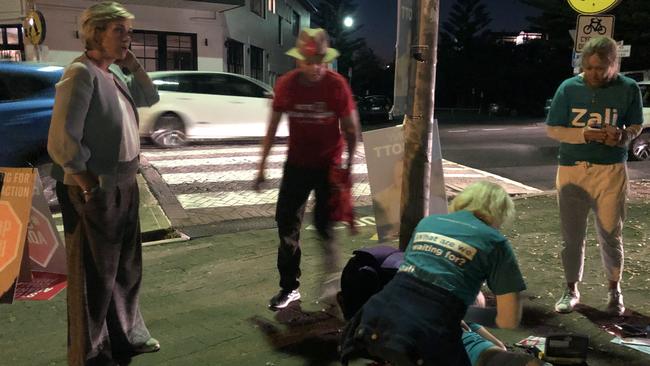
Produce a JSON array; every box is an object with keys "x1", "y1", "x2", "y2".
[
  {"x1": 269, "y1": 289, "x2": 301, "y2": 309},
  {"x1": 133, "y1": 337, "x2": 160, "y2": 353}
]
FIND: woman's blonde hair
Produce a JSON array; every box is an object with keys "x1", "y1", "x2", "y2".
[
  {"x1": 580, "y1": 36, "x2": 618, "y2": 69},
  {"x1": 448, "y1": 181, "x2": 515, "y2": 228},
  {"x1": 79, "y1": 1, "x2": 134, "y2": 50}
]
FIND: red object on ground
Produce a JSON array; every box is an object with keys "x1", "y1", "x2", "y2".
[{"x1": 15, "y1": 271, "x2": 67, "y2": 301}]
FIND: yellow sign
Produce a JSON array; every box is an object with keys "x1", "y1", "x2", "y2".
[
  {"x1": 567, "y1": 0, "x2": 621, "y2": 15},
  {"x1": 23, "y1": 9, "x2": 46, "y2": 45}
]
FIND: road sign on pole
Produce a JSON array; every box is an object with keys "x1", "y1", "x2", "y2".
[
  {"x1": 574, "y1": 14, "x2": 615, "y2": 53},
  {"x1": 567, "y1": 0, "x2": 621, "y2": 15},
  {"x1": 618, "y1": 44, "x2": 631, "y2": 58}
]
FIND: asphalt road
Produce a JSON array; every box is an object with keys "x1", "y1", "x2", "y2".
[{"x1": 435, "y1": 119, "x2": 650, "y2": 191}]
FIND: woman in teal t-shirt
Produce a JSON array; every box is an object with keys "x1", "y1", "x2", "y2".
[{"x1": 340, "y1": 181, "x2": 527, "y2": 366}]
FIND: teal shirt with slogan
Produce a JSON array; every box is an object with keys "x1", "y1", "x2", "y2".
[
  {"x1": 398, "y1": 210, "x2": 526, "y2": 306},
  {"x1": 546, "y1": 74, "x2": 643, "y2": 165}
]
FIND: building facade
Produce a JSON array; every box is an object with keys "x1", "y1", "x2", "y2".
[{"x1": 0, "y1": 0, "x2": 315, "y2": 84}]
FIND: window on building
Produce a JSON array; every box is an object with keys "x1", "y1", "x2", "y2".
[
  {"x1": 251, "y1": 0, "x2": 265, "y2": 18},
  {"x1": 131, "y1": 30, "x2": 197, "y2": 71},
  {"x1": 277, "y1": 17, "x2": 283, "y2": 46},
  {"x1": 292, "y1": 11, "x2": 301, "y2": 36},
  {"x1": 131, "y1": 31, "x2": 158, "y2": 71},
  {"x1": 226, "y1": 39, "x2": 244, "y2": 75},
  {"x1": 268, "y1": 0, "x2": 276, "y2": 13},
  {"x1": 0, "y1": 25, "x2": 24, "y2": 61},
  {"x1": 166, "y1": 34, "x2": 194, "y2": 71},
  {"x1": 250, "y1": 45, "x2": 264, "y2": 82}
]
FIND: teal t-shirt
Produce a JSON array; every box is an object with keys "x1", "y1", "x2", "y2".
[
  {"x1": 546, "y1": 74, "x2": 643, "y2": 165},
  {"x1": 398, "y1": 210, "x2": 526, "y2": 306}
]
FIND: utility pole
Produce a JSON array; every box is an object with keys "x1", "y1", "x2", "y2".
[{"x1": 398, "y1": 0, "x2": 440, "y2": 250}]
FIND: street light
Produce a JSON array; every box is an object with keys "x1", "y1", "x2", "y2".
[{"x1": 343, "y1": 16, "x2": 354, "y2": 28}]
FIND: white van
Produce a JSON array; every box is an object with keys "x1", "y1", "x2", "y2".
[{"x1": 621, "y1": 70, "x2": 650, "y2": 82}]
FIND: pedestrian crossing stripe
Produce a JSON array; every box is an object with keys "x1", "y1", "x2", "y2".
[
  {"x1": 142, "y1": 146, "x2": 287, "y2": 158},
  {"x1": 160, "y1": 165, "x2": 368, "y2": 185},
  {"x1": 151, "y1": 154, "x2": 287, "y2": 168},
  {"x1": 176, "y1": 182, "x2": 372, "y2": 209}
]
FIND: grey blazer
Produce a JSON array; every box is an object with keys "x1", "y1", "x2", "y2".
[{"x1": 47, "y1": 54, "x2": 159, "y2": 188}]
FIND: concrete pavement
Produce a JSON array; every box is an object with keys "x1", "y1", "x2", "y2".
[
  {"x1": 17, "y1": 145, "x2": 650, "y2": 366},
  {"x1": 3, "y1": 193, "x2": 650, "y2": 365}
]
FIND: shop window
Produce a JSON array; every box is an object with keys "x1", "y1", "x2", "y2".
[
  {"x1": 250, "y1": 45, "x2": 264, "y2": 81},
  {"x1": 132, "y1": 30, "x2": 196, "y2": 71},
  {"x1": 226, "y1": 39, "x2": 244, "y2": 75},
  {"x1": 292, "y1": 11, "x2": 300, "y2": 36},
  {"x1": 0, "y1": 25, "x2": 24, "y2": 61},
  {"x1": 251, "y1": 0, "x2": 265, "y2": 18}
]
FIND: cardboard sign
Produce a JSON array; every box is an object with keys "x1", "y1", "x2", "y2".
[
  {"x1": 0, "y1": 168, "x2": 35, "y2": 302},
  {"x1": 0, "y1": 168, "x2": 66, "y2": 303},
  {"x1": 362, "y1": 124, "x2": 447, "y2": 241},
  {"x1": 363, "y1": 126, "x2": 405, "y2": 241}
]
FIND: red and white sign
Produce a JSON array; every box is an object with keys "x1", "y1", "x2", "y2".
[
  {"x1": 27, "y1": 208, "x2": 59, "y2": 268},
  {"x1": 0, "y1": 201, "x2": 23, "y2": 272},
  {"x1": 1, "y1": 169, "x2": 66, "y2": 304}
]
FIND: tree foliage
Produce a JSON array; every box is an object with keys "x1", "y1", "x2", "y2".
[
  {"x1": 437, "y1": 0, "x2": 493, "y2": 108},
  {"x1": 441, "y1": 0, "x2": 492, "y2": 52},
  {"x1": 311, "y1": 0, "x2": 365, "y2": 79}
]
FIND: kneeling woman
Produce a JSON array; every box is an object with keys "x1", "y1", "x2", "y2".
[{"x1": 340, "y1": 181, "x2": 527, "y2": 366}]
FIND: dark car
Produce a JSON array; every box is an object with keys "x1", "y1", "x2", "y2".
[
  {"x1": 0, "y1": 62, "x2": 63, "y2": 167},
  {"x1": 358, "y1": 95, "x2": 392, "y2": 123}
]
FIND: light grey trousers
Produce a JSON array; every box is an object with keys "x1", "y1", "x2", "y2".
[{"x1": 556, "y1": 162, "x2": 627, "y2": 283}]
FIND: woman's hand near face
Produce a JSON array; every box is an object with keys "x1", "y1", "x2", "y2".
[{"x1": 115, "y1": 49, "x2": 140, "y2": 72}]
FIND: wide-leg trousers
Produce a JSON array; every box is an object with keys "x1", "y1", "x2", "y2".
[{"x1": 56, "y1": 163, "x2": 151, "y2": 365}]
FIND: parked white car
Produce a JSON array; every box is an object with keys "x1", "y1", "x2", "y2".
[
  {"x1": 138, "y1": 71, "x2": 287, "y2": 148},
  {"x1": 631, "y1": 81, "x2": 650, "y2": 161}
]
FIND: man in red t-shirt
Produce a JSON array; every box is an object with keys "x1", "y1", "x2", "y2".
[{"x1": 254, "y1": 28, "x2": 360, "y2": 310}]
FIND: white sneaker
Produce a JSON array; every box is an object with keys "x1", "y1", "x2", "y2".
[
  {"x1": 606, "y1": 290, "x2": 625, "y2": 316},
  {"x1": 554, "y1": 288, "x2": 580, "y2": 313},
  {"x1": 269, "y1": 289, "x2": 301, "y2": 309}
]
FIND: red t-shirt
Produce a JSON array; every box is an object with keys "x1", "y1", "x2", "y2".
[{"x1": 273, "y1": 69, "x2": 355, "y2": 168}]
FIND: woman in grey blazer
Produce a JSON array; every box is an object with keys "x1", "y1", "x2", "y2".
[{"x1": 47, "y1": 2, "x2": 160, "y2": 365}]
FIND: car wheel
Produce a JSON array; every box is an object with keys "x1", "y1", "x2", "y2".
[
  {"x1": 630, "y1": 132, "x2": 650, "y2": 161},
  {"x1": 151, "y1": 113, "x2": 187, "y2": 148}
]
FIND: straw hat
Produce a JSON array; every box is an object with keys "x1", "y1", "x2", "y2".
[{"x1": 286, "y1": 28, "x2": 340, "y2": 63}]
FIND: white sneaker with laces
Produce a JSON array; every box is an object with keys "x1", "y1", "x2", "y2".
[
  {"x1": 269, "y1": 289, "x2": 301, "y2": 309},
  {"x1": 554, "y1": 288, "x2": 580, "y2": 313}
]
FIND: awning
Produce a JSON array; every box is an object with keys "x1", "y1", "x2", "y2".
[{"x1": 120, "y1": 0, "x2": 245, "y2": 12}]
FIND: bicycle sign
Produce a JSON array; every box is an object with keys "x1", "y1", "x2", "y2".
[{"x1": 575, "y1": 15, "x2": 615, "y2": 53}]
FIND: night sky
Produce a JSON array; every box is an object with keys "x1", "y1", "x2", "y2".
[{"x1": 347, "y1": 0, "x2": 541, "y2": 62}]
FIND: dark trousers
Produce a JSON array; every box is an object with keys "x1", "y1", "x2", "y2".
[
  {"x1": 276, "y1": 163, "x2": 338, "y2": 291},
  {"x1": 56, "y1": 162, "x2": 150, "y2": 366},
  {"x1": 341, "y1": 273, "x2": 470, "y2": 366}
]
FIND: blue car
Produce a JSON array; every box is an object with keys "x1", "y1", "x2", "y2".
[{"x1": 0, "y1": 62, "x2": 63, "y2": 167}]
